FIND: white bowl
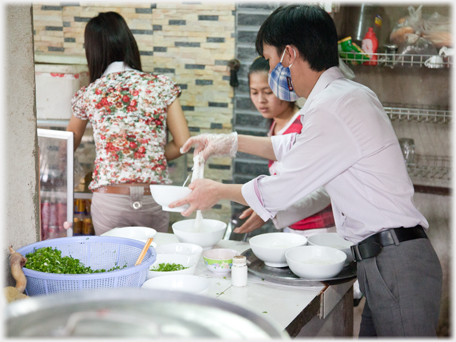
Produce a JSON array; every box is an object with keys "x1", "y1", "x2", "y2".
[
  {"x1": 147, "y1": 254, "x2": 197, "y2": 279},
  {"x1": 285, "y1": 246, "x2": 347, "y2": 280},
  {"x1": 202, "y1": 249, "x2": 240, "y2": 274},
  {"x1": 101, "y1": 226, "x2": 157, "y2": 246},
  {"x1": 150, "y1": 185, "x2": 192, "y2": 212},
  {"x1": 249, "y1": 232, "x2": 308, "y2": 267},
  {"x1": 172, "y1": 219, "x2": 227, "y2": 251},
  {"x1": 155, "y1": 243, "x2": 203, "y2": 264},
  {"x1": 142, "y1": 275, "x2": 209, "y2": 295},
  {"x1": 307, "y1": 233, "x2": 354, "y2": 265}
]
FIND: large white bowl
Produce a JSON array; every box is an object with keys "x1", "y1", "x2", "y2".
[
  {"x1": 141, "y1": 275, "x2": 210, "y2": 295},
  {"x1": 155, "y1": 243, "x2": 203, "y2": 264},
  {"x1": 307, "y1": 233, "x2": 354, "y2": 265},
  {"x1": 172, "y1": 219, "x2": 227, "y2": 250},
  {"x1": 147, "y1": 254, "x2": 197, "y2": 279},
  {"x1": 285, "y1": 246, "x2": 347, "y2": 280},
  {"x1": 249, "y1": 232, "x2": 308, "y2": 267},
  {"x1": 101, "y1": 226, "x2": 157, "y2": 246},
  {"x1": 150, "y1": 185, "x2": 192, "y2": 212},
  {"x1": 202, "y1": 248, "x2": 240, "y2": 275}
]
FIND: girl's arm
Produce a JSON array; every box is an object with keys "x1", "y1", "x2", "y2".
[
  {"x1": 165, "y1": 98, "x2": 191, "y2": 161},
  {"x1": 66, "y1": 116, "x2": 88, "y2": 151},
  {"x1": 237, "y1": 135, "x2": 276, "y2": 161}
]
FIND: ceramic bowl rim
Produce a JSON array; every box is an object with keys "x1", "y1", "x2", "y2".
[{"x1": 285, "y1": 245, "x2": 347, "y2": 264}]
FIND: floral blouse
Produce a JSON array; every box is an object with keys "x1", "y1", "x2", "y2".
[{"x1": 71, "y1": 64, "x2": 181, "y2": 190}]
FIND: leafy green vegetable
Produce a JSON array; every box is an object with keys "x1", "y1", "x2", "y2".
[
  {"x1": 151, "y1": 263, "x2": 189, "y2": 272},
  {"x1": 25, "y1": 247, "x2": 126, "y2": 274}
]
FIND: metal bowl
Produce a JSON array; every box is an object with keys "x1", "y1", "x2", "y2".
[{"x1": 5, "y1": 288, "x2": 289, "y2": 339}]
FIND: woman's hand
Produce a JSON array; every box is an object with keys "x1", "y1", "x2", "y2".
[
  {"x1": 180, "y1": 132, "x2": 238, "y2": 162},
  {"x1": 233, "y1": 207, "x2": 266, "y2": 234}
]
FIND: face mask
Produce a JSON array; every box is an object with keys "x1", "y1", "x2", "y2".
[{"x1": 268, "y1": 48, "x2": 300, "y2": 102}]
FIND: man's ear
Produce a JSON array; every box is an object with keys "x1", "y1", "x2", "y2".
[{"x1": 286, "y1": 45, "x2": 298, "y2": 67}]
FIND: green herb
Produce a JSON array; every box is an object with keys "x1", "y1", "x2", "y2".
[
  {"x1": 151, "y1": 263, "x2": 189, "y2": 272},
  {"x1": 223, "y1": 277, "x2": 226, "y2": 280},
  {"x1": 25, "y1": 247, "x2": 127, "y2": 274},
  {"x1": 262, "y1": 311, "x2": 268, "y2": 314}
]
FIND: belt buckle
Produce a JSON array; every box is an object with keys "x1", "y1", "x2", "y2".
[{"x1": 350, "y1": 244, "x2": 362, "y2": 262}]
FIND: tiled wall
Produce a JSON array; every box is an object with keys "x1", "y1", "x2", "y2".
[{"x1": 32, "y1": 2, "x2": 236, "y2": 224}]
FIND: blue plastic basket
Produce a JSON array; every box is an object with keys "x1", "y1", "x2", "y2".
[{"x1": 15, "y1": 236, "x2": 156, "y2": 296}]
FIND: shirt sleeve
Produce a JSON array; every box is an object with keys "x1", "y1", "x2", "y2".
[
  {"x1": 242, "y1": 108, "x2": 362, "y2": 222},
  {"x1": 71, "y1": 87, "x2": 88, "y2": 120},
  {"x1": 271, "y1": 134, "x2": 297, "y2": 162},
  {"x1": 272, "y1": 187, "x2": 331, "y2": 229},
  {"x1": 161, "y1": 76, "x2": 182, "y2": 106}
]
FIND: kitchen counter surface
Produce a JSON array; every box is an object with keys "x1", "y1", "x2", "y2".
[{"x1": 153, "y1": 232, "x2": 355, "y2": 337}]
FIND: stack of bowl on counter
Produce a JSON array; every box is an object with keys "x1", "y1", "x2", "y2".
[{"x1": 147, "y1": 184, "x2": 355, "y2": 288}]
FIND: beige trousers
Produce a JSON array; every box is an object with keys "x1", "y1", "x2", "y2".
[{"x1": 91, "y1": 192, "x2": 169, "y2": 235}]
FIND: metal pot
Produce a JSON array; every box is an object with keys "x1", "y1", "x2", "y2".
[
  {"x1": 342, "y1": 4, "x2": 387, "y2": 47},
  {"x1": 5, "y1": 288, "x2": 289, "y2": 339}
]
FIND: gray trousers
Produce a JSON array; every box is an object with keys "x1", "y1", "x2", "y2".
[
  {"x1": 357, "y1": 237, "x2": 442, "y2": 337},
  {"x1": 91, "y1": 192, "x2": 170, "y2": 235}
]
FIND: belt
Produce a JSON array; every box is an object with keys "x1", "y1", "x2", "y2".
[
  {"x1": 350, "y1": 225, "x2": 427, "y2": 262},
  {"x1": 93, "y1": 186, "x2": 151, "y2": 196}
]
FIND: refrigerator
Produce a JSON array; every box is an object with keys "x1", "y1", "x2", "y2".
[{"x1": 38, "y1": 128, "x2": 74, "y2": 240}]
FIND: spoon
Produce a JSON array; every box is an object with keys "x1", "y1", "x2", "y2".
[{"x1": 182, "y1": 173, "x2": 191, "y2": 187}]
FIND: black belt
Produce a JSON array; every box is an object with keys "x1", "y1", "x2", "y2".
[{"x1": 351, "y1": 225, "x2": 427, "y2": 262}]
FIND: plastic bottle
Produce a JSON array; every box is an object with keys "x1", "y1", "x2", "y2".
[
  {"x1": 231, "y1": 255, "x2": 248, "y2": 287},
  {"x1": 362, "y1": 27, "x2": 378, "y2": 66}
]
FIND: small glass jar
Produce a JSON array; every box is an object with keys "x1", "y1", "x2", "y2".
[{"x1": 231, "y1": 255, "x2": 247, "y2": 287}]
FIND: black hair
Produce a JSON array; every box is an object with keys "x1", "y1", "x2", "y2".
[
  {"x1": 84, "y1": 12, "x2": 142, "y2": 82},
  {"x1": 248, "y1": 56, "x2": 270, "y2": 75},
  {"x1": 255, "y1": 4, "x2": 339, "y2": 72}
]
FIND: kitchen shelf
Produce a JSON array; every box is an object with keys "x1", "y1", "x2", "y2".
[
  {"x1": 340, "y1": 52, "x2": 452, "y2": 68},
  {"x1": 382, "y1": 103, "x2": 451, "y2": 124},
  {"x1": 406, "y1": 155, "x2": 451, "y2": 186}
]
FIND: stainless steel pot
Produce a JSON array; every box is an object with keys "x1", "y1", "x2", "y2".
[
  {"x1": 342, "y1": 4, "x2": 387, "y2": 47},
  {"x1": 5, "y1": 288, "x2": 289, "y2": 339}
]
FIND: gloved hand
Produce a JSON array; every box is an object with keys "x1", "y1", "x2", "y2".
[{"x1": 180, "y1": 132, "x2": 238, "y2": 162}]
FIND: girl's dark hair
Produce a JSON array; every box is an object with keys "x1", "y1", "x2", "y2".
[
  {"x1": 84, "y1": 12, "x2": 142, "y2": 82},
  {"x1": 255, "y1": 4, "x2": 339, "y2": 72},
  {"x1": 248, "y1": 56, "x2": 270, "y2": 75}
]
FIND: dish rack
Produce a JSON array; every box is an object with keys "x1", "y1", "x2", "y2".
[{"x1": 16, "y1": 236, "x2": 156, "y2": 296}]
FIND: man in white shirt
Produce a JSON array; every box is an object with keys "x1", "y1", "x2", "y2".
[{"x1": 170, "y1": 4, "x2": 442, "y2": 337}]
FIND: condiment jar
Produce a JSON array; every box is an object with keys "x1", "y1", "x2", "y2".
[{"x1": 231, "y1": 255, "x2": 247, "y2": 287}]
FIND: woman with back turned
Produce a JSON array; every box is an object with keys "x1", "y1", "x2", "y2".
[{"x1": 67, "y1": 12, "x2": 190, "y2": 235}]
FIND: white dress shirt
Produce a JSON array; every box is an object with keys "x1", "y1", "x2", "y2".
[
  {"x1": 242, "y1": 67, "x2": 428, "y2": 244},
  {"x1": 267, "y1": 111, "x2": 332, "y2": 230}
]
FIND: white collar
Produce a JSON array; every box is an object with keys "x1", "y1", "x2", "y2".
[{"x1": 102, "y1": 61, "x2": 135, "y2": 76}]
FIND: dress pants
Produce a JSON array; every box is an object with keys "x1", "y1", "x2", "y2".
[
  {"x1": 91, "y1": 192, "x2": 169, "y2": 235},
  {"x1": 357, "y1": 237, "x2": 442, "y2": 337}
]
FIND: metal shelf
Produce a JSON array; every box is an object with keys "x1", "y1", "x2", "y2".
[
  {"x1": 406, "y1": 155, "x2": 451, "y2": 182},
  {"x1": 340, "y1": 52, "x2": 452, "y2": 68},
  {"x1": 382, "y1": 103, "x2": 451, "y2": 124}
]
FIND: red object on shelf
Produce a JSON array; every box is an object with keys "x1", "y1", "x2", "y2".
[{"x1": 362, "y1": 27, "x2": 378, "y2": 66}]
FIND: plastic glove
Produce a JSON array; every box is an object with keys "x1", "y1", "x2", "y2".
[{"x1": 180, "y1": 132, "x2": 238, "y2": 162}]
